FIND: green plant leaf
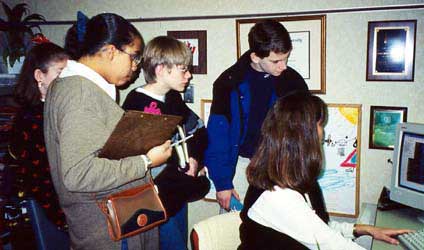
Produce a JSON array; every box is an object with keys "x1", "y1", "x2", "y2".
[
  {"x1": 8, "y1": 48, "x2": 25, "y2": 68},
  {"x1": 8, "y1": 55, "x2": 16, "y2": 68},
  {"x1": 0, "y1": 19, "x2": 7, "y2": 30},
  {"x1": 2, "y1": 52, "x2": 9, "y2": 66},
  {"x1": 11, "y1": 3, "x2": 29, "y2": 22},
  {"x1": 1, "y1": 1, "x2": 45, "y2": 67},
  {"x1": 1, "y1": 2, "x2": 13, "y2": 20},
  {"x1": 7, "y1": 32, "x2": 25, "y2": 47},
  {"x1": 19, "y1": 25, "x2": 35, "y2": 35},
  {"x1": 23, "y1": 13, "x2": 46, "y2": 22}
]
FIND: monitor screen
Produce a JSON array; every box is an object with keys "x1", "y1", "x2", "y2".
[
  {"x1": 390, "y1": 123, "x2": 424, "y2": 213},
  {"x1": 398, "y1": 132, "x2": 424, "y2": 192}
]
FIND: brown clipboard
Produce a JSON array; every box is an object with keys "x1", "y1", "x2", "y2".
[{"x1": 98, "y1": 110, "x2": 182, "y2": 160}]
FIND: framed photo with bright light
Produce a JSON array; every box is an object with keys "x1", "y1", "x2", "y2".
[{"x1": 366, "y1": 20, "x2": 416, "y2": 81}]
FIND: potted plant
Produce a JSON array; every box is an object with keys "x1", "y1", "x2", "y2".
[{"x1": 0, "y1": 1, "x2": 45, "y2": 73}]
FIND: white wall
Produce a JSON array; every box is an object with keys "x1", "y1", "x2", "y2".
[{"x1": 4, "y1": 0, "x2": 424, "y2": 243}]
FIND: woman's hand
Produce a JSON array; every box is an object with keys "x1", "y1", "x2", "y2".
[
  {"x1": 146, "y1": 140, "x2": 172, "y2": 167},
  {"x1": 355, "y1": 224, "x2": 413, "y2": 245}
]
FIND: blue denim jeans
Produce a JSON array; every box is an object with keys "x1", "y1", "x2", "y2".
[{"x1": 159, "y1": 204, "x2": 188, "y2": 250}]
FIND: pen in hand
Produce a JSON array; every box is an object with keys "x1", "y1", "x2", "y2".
[{"x1": 171, "y1": 134, "x2": 194, "y2": 147}]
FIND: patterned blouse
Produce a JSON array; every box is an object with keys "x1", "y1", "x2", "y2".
[{"x1": 9, "y1": 103, "x2": 67, "y2": 230}]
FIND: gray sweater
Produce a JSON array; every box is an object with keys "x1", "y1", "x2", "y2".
[{"x1": 44, "y1": 76, "x2": 158, "y2": 250}]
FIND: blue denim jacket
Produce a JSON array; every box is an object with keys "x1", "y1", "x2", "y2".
[{"x1": 204, "y1": 51, "x2": 308, "y2": 191}]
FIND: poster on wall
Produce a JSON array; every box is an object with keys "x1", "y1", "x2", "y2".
[{"x1": 319, "y1": 104, "x2": 361, "y2": 217}]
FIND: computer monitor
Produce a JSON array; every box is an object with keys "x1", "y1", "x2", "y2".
[{"x1": 390, "y1": 122, "x2": 424, "y2": 223}]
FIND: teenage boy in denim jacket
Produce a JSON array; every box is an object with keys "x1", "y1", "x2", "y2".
[{"x1": 205, "y1": 19, "x2": 308, "y2": 210}]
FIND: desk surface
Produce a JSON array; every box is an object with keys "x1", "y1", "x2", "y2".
[{"x1": 371, "y1": 207, "x2": 424, "y2": 250}]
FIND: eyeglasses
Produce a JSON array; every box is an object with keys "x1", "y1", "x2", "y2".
[
  {"x1": 176, "y1": 65, "x2": 190, "y2": 74},
  {"x1": 119, "y1": 49, "x2": 142, "y2": 66}
]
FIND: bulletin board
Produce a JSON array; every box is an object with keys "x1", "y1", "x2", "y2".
[{"x1": 318, "y1": 104, "x2": 362, "y2": 217}]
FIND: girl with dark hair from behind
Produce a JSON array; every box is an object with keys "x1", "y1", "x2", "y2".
[
  {"x1": 44, "y1": 13, "x2": 172, "y2": 250},
  {"x1": 238, "y1": 91, "x2": 412, "y2": 250},
  {"x1": 9, "y1": 42, "x2": 69, "y2": 230}
]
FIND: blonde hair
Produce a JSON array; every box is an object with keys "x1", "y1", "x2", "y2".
[{"x1": 142, "y1": 36, "x2": 192, "y2": 83}]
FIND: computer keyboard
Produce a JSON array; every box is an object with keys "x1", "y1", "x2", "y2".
[{"x1": 398, "y1": 228, "x2": 424, "y2": 250}]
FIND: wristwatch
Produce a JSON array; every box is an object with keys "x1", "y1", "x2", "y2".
[
  {"x1": 146, "y1": 156, "x2": 153, "y2": 168},
  {"x1": 141, "y1": 155, "x2": 153, "y2": 169}
]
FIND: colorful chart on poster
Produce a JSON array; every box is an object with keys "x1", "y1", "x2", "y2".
[{"x1": 318, "y1": 104, "x2": 361, "y2": 217}]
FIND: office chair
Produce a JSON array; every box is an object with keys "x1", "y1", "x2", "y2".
[
  {"x1": 191, "y1": 211, "x2": 241, "y2": 250},
  {"x1": 24, "y1": 199, "x2": 70, "y2": 250}
]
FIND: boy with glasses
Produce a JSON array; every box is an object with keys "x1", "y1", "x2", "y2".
[
  {"x1": 122, "y1": 36, "x2": 210, "y2": 250},
  {"x1": 205, "y1": 19, "x2": 309, "y2": 211}
]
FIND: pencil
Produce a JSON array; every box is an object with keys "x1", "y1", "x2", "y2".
[{"x1": 171, "y1": 134, "x2": 194, "y2": 147}]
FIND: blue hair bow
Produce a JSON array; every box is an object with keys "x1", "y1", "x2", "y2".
[{"x1": 76, "y1": 11, "x2": 89, "y2": 42}]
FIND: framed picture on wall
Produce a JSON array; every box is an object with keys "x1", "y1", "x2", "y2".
[
  {"x1": 366, "y1": 20, "x2": 416, "y2": 81},
  {"x1": 167, "y1": 30, "x2": 207, "y2": 74},
  {"x1": 236, "y1": 15, "x2": 326, "y2": 94},
  {"x1": 200, "y1": 99, "x2": 212, "y2": 126},
  {"x1": 369, "y1": 106, "x2": 408, "y2": 150}
]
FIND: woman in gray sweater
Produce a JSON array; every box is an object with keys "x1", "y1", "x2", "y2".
[{"x1": 44, "y1": 13, "x2": 172, "y2": 250}]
